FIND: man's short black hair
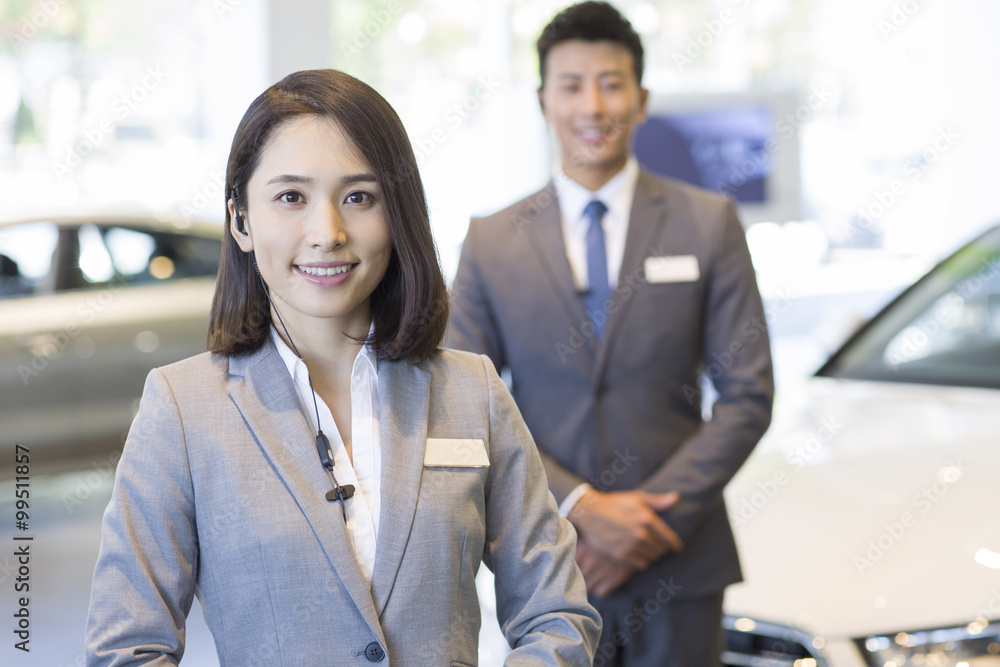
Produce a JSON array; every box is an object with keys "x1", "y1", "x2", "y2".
[{"x1": 537, "y1": 1, "x2": 644, "y2": 87}]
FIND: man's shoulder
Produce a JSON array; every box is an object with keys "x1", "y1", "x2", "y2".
[
  {"x1": 470, "y1": 183, "x2": 556, "y2": 232},
  {"x1": 637, "y1": 169, "x2": 734, "y2": 211}
]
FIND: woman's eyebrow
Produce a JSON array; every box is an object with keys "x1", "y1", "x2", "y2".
[
  {"x1": 266, "y1": 173, "x2": 312, "y2": 185},
  {"x1": 263, "y1": 173, "x2": 377, "y2": 185},
  {"x1": 341, "y1": 173, "x2": 377, "y2": 184}
]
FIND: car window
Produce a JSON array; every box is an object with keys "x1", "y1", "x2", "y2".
[
  {"x1": 0, "y1": 221, "x2": 60, "y2": 299},
  {"x1": 1, "y1": 222, "x2": 221, "y2": 298},
  {"x1": 819, "y1": 226, "x2": 1000, "y2": 389},
  {"x1": 97, "y1": 225, "x2": 221, "y2": 286}
]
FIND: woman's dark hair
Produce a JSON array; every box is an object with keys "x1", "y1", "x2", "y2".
[
  {"x1": 537, "y1": 1, "x2": 644, "y2": 87},
  {"x1": 208, "y1": 69, "x2": 448, "y2": 362}
]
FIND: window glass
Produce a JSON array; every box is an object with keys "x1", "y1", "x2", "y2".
[
  {"x1": 78, "y1": 223, "x2": 115, "y2": 284},
  {"x1": 820, "y1": 227, "x2": 1000, "y2": 389},
  {"x1": 104, "y1": 227, "x2": 156, "y2": 276},
  {"x1": 100, "y1": 226, "x2": 220, "y2": 284},
  {"x1": 0, "y1": 221, "x2": 59, "y2": 298}
]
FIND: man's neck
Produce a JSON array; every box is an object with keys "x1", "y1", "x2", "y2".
[{"x1": 561, "y1": 157, "x2": 629, "y2": 192}]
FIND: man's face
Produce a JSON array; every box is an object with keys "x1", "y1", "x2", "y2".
[{"x1": 539, "y1": 39, "x2": 648, "y2": 183}]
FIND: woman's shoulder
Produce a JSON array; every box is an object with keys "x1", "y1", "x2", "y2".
[
  {"x1": 146, "y1": 350, "x2": 233, "y2": 396},
  {"x1": 420, "y1": 347, "x2": 495, "y2": 377}
]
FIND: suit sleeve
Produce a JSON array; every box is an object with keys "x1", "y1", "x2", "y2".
[
  {"x1": 640, "y1": 202, "x2": 775, "y2": 542},
  {"x1": 448, "y1": 218, "x2": 590, "y2": 505},
  {"x1": 86, "y1": 369, "x2": 198, "y2": 666},
  {"x1": 447, "y1": 218, "x2": 508, "y2": 372},
  {"x1": 478, "y1": 356, "x2": 601, "y2": 666}
]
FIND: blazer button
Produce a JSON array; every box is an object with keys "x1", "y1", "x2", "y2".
[{"x1": 364, "y1": 641, "x2": 385, "y2": 662}]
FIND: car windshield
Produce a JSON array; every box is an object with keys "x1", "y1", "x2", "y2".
[{"x1": 818, "y1": 225, "x2": 1000, "y2": 389}]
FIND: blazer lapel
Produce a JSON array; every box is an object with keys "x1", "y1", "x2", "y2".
[
  {"x1": 227, "y1": 343, "x2": 384, "y2": 640},
  {"x1": 370, "y1": 359, "x2": 430, "y2": 617},
  {"x1": 593, "y1": 171, "x2": 670, "y2": 385},
  {"x1": 522, "y1": 183, "x2": 597, "y2": 354}
]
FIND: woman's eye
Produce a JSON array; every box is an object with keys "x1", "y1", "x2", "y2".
[
  {"x1": 345, "y1": 191, "x2": 373, "y2": 205},
  {"x1": 279, "y1": 191, "x2": 303, "y2": 203}
]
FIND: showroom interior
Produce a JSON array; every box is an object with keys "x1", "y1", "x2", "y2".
[{"x1": 1, "y1": 0, "x2": 999, "y2": 665}]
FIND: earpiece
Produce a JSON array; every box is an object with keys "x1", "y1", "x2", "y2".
[{"x1": 232, "y1": 188, "x2": 248, "y2": 234}]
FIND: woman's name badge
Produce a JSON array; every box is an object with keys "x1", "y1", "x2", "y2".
[{"x1": 423, "y1": 438, "x2": 490, "y2": 468}]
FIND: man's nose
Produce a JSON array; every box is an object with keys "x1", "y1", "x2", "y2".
[{"x1": 581, "y1": 83, "x2": 606, "y2": 115}]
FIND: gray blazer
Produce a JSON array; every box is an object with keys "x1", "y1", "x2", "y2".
[
  {"x1": 85, "y1": 342, "x2": 601, "y2": 666},
  {"x1": 448, "y1": 170, "x2": 774, "y2": 598}
]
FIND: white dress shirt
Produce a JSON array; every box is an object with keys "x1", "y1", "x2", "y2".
[
  {"x1": 552, "y1": 159, "x2": 640, "y2": 517},
  {"x1": 271, "y1": 326, "x2": 381, "y2": 585},
  {"x1": 553, "y1": 157, "x2": 640, "y2": 292}
]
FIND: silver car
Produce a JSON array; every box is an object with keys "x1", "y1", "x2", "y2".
[{"x1": 0, "y1": 212, "x2": 222, "y2": 463}]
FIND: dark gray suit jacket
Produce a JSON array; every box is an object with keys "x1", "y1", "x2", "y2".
[{"x1": 448, "y1": 170, "x2": 774, "y2": 598}]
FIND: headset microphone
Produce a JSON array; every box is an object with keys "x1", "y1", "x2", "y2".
[{"x1": 250, "y1": 251, "x2": 355, "y2": 522}]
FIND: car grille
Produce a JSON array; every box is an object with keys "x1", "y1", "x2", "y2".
[{"x1": 722, "y1": 614, "x2": 829, "y2": 667}]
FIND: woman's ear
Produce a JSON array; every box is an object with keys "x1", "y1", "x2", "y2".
[{"x1": 228, "y1": 198, "x2": 254, "y2": 252}]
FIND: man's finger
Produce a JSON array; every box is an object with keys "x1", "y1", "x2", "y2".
[{"x1": 644, "y1": 490, "x2": 680, "y2": 512}]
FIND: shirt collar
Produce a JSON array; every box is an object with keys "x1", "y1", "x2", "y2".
[
  {"x1": 553, "y1": 157, "x2": 640, "y2": 226},
  {"x1": 270, "y1": 324, "x2": 379, "y2": 382}
]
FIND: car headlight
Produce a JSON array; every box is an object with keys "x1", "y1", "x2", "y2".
[
  {"x1": 855, "y1": 619, "x2": 1000, "y2": 666},
  {"x1": 723, "y1": 614, "x2": 829, "y2": 666}
]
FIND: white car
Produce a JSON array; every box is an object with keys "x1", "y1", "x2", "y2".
[
  {"x1": 0, "y1": 212, "x2": 222, "y2": 462},
  {"x1": 721, "y1": 224, "x2": 1000, "y2": 666}
]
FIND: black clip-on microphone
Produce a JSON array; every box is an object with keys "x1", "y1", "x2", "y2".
[{"x1": 241, "y1": 219, "x2": 355, "y2": 520}]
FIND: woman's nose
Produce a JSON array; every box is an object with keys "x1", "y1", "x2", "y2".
[{"x1": 310, "y1": 202, "x2": 347, "y2": 249}]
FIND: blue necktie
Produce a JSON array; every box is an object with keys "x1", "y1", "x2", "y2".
[{"x1": 583, "y1": 200, "x2": 610, "y2": 339}]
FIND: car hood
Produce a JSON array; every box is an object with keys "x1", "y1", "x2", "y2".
[{"x1": 724, "y1": 376, "x2": 1000, "y2": 642}]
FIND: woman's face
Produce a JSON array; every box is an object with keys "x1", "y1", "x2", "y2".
[{"x1": 231, "y1": 115, "x2": 392, "y2": 337}]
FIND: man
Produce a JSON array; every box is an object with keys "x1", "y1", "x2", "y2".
[{"x1": 448, "y1": 2, "x2": 774, "y2": 665}]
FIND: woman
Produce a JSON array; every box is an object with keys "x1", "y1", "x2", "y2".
[{"x1": 86, "y1": 69, "x2": 600, "y2": 666}]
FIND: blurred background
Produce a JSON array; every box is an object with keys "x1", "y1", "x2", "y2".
[{"x1": 1, "y1": 0, "x2": 999, "y2": 665}]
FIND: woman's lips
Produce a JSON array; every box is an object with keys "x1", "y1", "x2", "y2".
[{"x1": 295, "y1": 263, "x2": 358, "y2": 285}]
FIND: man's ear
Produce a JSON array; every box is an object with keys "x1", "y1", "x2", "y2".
[
  {"x1": 637, "y1": 86, "x2": 650, "y2": 124},
  {"x1": 228, "y1": 199, "x2": 254, "y2": 253}
]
